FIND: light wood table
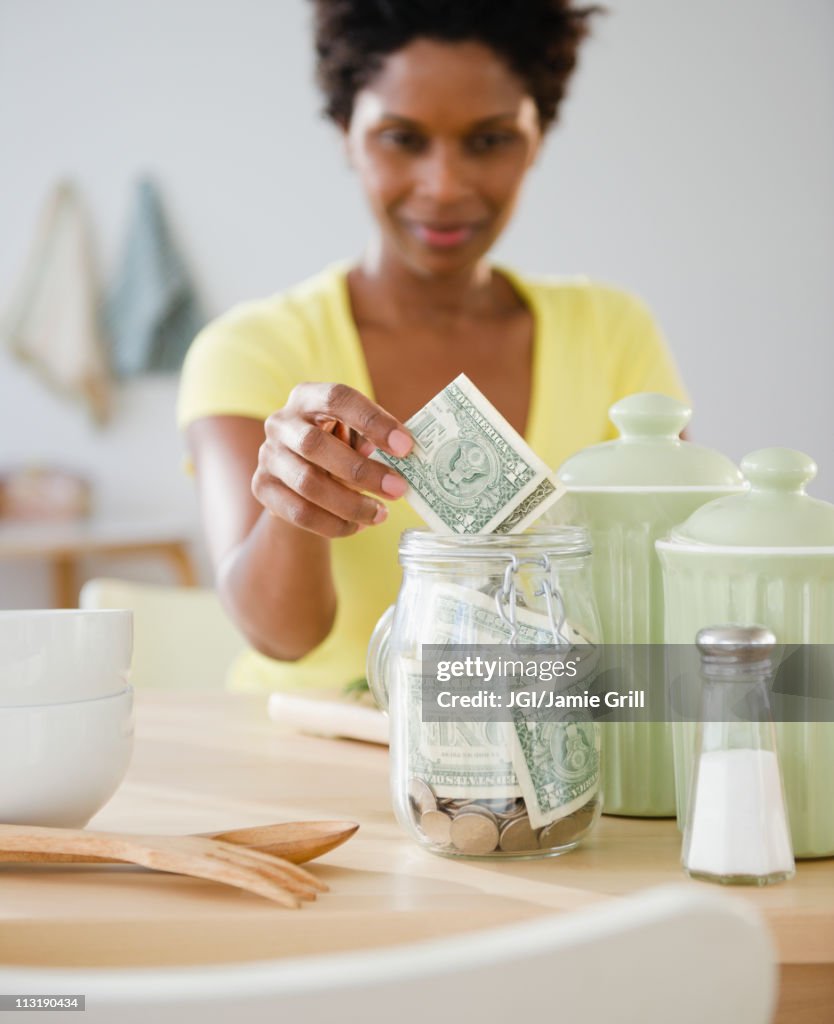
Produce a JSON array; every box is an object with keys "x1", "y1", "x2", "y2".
[
  {"x1": 1, "y1": 692, "x2": 831, "y2": 1023},
  {"x1": 0, "y1": 517, "x2": 197, "y2": 606}
]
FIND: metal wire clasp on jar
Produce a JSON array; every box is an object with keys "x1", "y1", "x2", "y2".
[{"x1": 367, "y1": 527, "x2": 603, "y2": 859}]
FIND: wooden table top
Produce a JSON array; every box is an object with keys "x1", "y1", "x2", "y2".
[
  {"x1": 0, "y1": 516, "x2": 194, "y2": 558},
  {"x1": 2, "y1": 691, "x2": 832, "y2": 1017}
]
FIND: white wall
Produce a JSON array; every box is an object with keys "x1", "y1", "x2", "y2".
[{"x1": 1, "y1": 0, "x2": 832, "y2": 607}]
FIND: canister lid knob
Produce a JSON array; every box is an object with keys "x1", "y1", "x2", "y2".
[
  {"x1": 609, "y1": 393, "x2": 692, "y2": 440},
  {"x1": 741, "y1": 448, "x2": 817, "y2": 494},
  {"x1": 696, "y1": 624, "x2": 776, "y2": 661}
]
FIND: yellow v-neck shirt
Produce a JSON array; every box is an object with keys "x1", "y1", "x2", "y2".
[{"x1": 177, "y1": 264, "x2": 687, "y2": 693}]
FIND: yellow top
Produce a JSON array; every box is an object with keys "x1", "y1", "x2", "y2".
[{"x1": 177, "y1": 263, "x2": 688, "y2": 693}]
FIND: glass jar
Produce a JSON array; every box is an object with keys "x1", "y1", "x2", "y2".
[
  {"x1": 682, "y1": 626, "x2": 795, "y2": 886},
  {"x1": 367, "y1": 527, "x2": 602, "y2": 859}
]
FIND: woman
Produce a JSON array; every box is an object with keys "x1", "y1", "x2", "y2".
[{"x1": 177, "y1": 0, "x2": 687, "y2": 692}]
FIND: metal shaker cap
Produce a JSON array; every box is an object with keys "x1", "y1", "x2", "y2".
[{"x1": 696, "y1": 625, "x2": 776, "y2": 663}]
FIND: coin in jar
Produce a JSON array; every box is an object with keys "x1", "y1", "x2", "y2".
[
  {"x1": 452, "y1": 803, "x2": 499, "y2": 826},
  {"x1": 420, "y1": 809, "x2": 453, "y2": 845},
  {"x1": 538, "y1": 815, "x2": 582, "y2": 849},
  {"x1": 499, "y1": 801, "x2": 528, "y2": 821},
  {"x1": 450, "y1": 812, "x2": 500, "y2": 855},
  {"x1": 480, "y1": 798, "x2": 521, "y2": 817},
  {"x1": 568, "y1": 800, "x2": 598, "y2": 833},
  {"x1": 408, "y1": 778, "x2": 437, "y2": 815},
  {"x1": 498, "y1": 815, "x2": 540, "y2": 853}
]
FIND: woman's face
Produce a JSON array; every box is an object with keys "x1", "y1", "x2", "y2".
[{"x1": 344, "y1": 39, "x2": 543, "y2": 277}]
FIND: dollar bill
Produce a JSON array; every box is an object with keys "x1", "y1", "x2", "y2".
[
  {"x1": 509, "y1": 707, "x2": 600, "y2": 829},
  {"x1": 373, "y1": 373, "x2": 564, "y2": 534},
  {"x1": 405, "y1": 582, "x2": 599, "y2": 821},
  {"x1": 430, "y1": 581, "x2": 592, "y2": 648},
  {"x1": 400, "y1": 657, "x2": 521, "y2": 800},
  {"x1": 397, "y1": 584, "x2": 564, "y2": 802}
]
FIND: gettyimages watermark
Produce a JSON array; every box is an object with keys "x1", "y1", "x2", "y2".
[{"x1": 417, "y1": 644, "x2": 834, "y2": 723}]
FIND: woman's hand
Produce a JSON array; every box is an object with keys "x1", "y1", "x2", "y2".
[{"x1": 252, "y1": 382, "x2": 413, "y2": 538}]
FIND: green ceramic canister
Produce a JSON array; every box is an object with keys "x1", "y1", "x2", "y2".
[
  {"x1": 554, "y1": 393, "x2": 743, "y2": 816},
  {"x1": 657, "y1": 448, "x2": 834, "y2": 857}
]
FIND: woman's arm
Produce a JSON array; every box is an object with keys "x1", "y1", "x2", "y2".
[
  {"x1": 186, "y1": 384, "x2": 411, "y2": 662},
  {"x1": 187, "y1": 414, "x2": 336, "y2": 661}
]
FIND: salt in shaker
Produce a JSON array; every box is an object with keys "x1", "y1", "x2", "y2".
[{"x1": 682, "y1": 625, "x2": 795, "y2": 886}]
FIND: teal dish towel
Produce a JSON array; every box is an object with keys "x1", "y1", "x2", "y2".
[{"x1": 105, "y1": 177, "x2": 205, "y2": 376}]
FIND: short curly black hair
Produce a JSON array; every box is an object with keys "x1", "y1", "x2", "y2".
[{"x1": 310, "y1": 0, "x2": 604, "y2": 131}]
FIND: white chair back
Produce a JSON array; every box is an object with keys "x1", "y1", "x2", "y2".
[{"x1": 0, "y1": 886, "x2": 776, "y2": 1024}]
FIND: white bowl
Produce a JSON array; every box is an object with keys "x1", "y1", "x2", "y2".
[
  {"x1": 0, "y1": 609, "x2": 132, "y2": 707},
  {"x1": 0, "y1": 687, "x2": 134, "y2": 827}
]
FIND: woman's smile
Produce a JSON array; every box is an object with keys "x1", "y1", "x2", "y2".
[{"x1": 401, "y1": 219, "x2": 486, "y2": 250}]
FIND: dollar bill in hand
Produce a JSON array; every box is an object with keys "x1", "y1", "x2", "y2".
[{"x1": 372, "y1": 373, "x2": 564, "y2": 534}]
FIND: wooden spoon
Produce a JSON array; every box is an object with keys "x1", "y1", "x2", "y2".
[
  {"x1": 0, "y1": 820, "x2": 358, "y2": 866},
  {"x1": 204, "y1": 820, "x2": 359, "y2": 862},
  {"x1": 0, "y1": 824, "x2": 330, "y2": 908}
]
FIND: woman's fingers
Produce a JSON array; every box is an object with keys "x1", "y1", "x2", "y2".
[
  {"x1": 353, "y1": 436, "x2": 378, "y2": 459},
  {"x1": 263, "y1": 448, "x2": 388, "y2": 526},
  {"x1": 253, "y1": 474, "x2": 363, "y2": 539},
  {"x1": 288, "y1": 383, "x2": 412, "y2": 458},
  {"x1": 267, "y1": 418, "x2": 409, "y2": 500},
  {"x1": 253, "y1": 383, "x2": 413, "y2": 538}
]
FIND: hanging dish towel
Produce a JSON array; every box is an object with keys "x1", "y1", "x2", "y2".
[
  {"x1": 1, "y1": 181, "x2": 112, "y2": 423},
  {"x1": 104, "y1": 176, "x2": 205, "y2": 376}
]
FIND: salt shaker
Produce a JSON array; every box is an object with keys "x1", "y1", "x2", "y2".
[{"x1": 682, "y1": 625, "x2": 795, "y2": 886}]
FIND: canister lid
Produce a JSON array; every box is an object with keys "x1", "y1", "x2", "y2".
[
  {"x1": 557, "y1": 393, "x2": 743, "y2": 489},
  {"x1": 668, "y1": 448, "x2": 834, "y2": 548}
]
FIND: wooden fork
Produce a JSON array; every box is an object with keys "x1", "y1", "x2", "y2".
[
  {"x1": 0, "y1": 824, "x2": 328, "y2": 908},
  {"x1": 0, "y1": 820, "x2": 359, "y2": 866}
]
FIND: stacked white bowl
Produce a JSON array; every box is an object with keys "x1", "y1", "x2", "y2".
[{"x1": 0, "y1": 609, "x2": 134, "y2": 827}]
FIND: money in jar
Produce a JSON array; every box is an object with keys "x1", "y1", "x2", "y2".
[{"x1": 367, "y1": 527, "x2": 603, "y2": 858}]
